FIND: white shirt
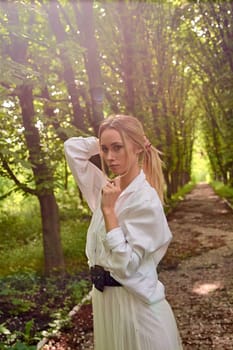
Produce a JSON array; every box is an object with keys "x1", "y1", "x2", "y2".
[{"x1": 64, "y1": 136, "x2": 172, "y2": 304}]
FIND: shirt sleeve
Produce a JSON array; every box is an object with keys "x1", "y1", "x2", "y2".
[
  {"x1": 64, "y1": 136, "x2": 106, "y2": 212},
  {"x1": 102, "y1": 199, "x2": 172, "y2": 279}
]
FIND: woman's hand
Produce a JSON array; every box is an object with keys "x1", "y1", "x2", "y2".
[
  {"x1": 101, "y1": 177, "x2": 121, "y2": 213},
  {"x1": 101, "y1": 177, "x2": 121, "y2": 232}
]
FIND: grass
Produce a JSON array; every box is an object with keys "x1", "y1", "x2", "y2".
[
  {"x1": 165, "y1": 181, "x2": 197, "y2": 214},
  {"x1": 210, "y1": 181, "x2": 233, "y2": 207},
  {"x1": 0, "y1": 188, "x2": 90, "y2": 276}
]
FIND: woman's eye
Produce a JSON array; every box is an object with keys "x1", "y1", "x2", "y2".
[
  {"x1": 113, "y1": 145, "x2": 123, "y2": 152},
  {"x1": 101, "y1": 146, "x2": 108, "y2": 153}
]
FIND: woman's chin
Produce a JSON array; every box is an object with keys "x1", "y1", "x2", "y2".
[
  {"x1": 109, "y1": 166, "x2": 120, "y2": 174},
  {"x1": 108, "y1": 169, "x2": 120, "y2": 178}
]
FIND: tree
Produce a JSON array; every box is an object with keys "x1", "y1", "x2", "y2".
[
  {"x1": 0, "y1": 1, "x2": 65, "y2": 275},
  {"x1": 183, "y1": 1, "x2": 233, "y2": 185},
  {"x1": 94, "y1": 2, "x2": 196, "y2": 197},
  {"x1": 0, "y1": 0, "x2": 105, "y2": 274}
]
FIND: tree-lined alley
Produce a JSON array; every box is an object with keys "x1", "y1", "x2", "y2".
[{"x1": 0, "y1": 0, "x2": 232, "y2": 274}]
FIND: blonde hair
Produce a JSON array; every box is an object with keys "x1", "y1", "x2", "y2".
[{"x1": 98, "y1": 115, "x2": 165, "y2": 203}]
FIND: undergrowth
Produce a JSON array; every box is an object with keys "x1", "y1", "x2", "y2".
[
  {"x1": 165, "y1": 181, "x2": 196, "y2": 214},
  {"x1": 0, "y1": 186, "x2": 91, "y2": 349},
  {"x1": 211, "y1": 181, "x2": 233, "y2": 208}
]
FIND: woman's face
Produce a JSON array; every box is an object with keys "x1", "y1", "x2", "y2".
[{"x1": 100, "y1": 128, "x2": 140, "y2": 177}]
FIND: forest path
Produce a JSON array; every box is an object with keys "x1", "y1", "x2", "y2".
[
  {"x1": 43, "y1": 183, "x2": 233, "y2": 350},
  {"x1": 161, "y1": 183, "x2": 233, "y2": 349}
]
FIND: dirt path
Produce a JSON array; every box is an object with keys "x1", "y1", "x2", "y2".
[
  {"x1": 43, "y1": 183, "x2": 233, "y2": 350},
  {"x1": 161, "y1": 183, "x2": 233, "y2": 349}
]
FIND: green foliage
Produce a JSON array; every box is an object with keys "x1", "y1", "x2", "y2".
[
  {"x1": 0, "y1": 184, "x2": 92, "y2": 347},
  {"x1": 0, "y1": 340, "x2": 36, "y2": 350},
  {"x1": 0, "y1": 192, "x2": 43, "y2": 275},
  {"x1": 7, "y1": 343, "x2": 36, "y2": 350},
  {"x1": 191, "y1": 126, "x2": 211, "y2": 183},
  {"x1": 0, "y1": 319, "x2": 37, "y2": 349},
  {"x1": 0, "y1": 194, "x2": 41, "y2": 246},
  {"x1": 61, "y1": 218, "x2": 89, "y2": 271},
  {"x1": 69, "y1": 279, "x2": 90, "y2": 302},
  {"x1": 0, "y1": 184, "x2": 90, "y2": 275},
  {"x1": 211, "y1": 181, "x2": 233, "y2": 207},
  {"x1": 165, "y1": 181, "x2": 196, "y2": 214},
  {"x1": 41, "y1": 312, "x2": 72, "y2": 338},
  {"x1": 184, "y1": 2, "x2": 233, "y2": 186},
  {"x1": 0, "y1": 272, "x2": 91, "y2": 348}
]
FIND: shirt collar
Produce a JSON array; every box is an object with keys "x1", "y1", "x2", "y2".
[{"x1": 119, "y1": 169, "x2": 146, "y2": 197}]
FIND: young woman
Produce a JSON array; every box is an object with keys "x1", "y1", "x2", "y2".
[{"x1": 64, "y1": 115, "x2": 182, "y2": 350}]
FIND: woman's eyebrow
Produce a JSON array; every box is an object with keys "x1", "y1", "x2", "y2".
[{"x1": 100, "y1": 141, "x2": 123, "y2": 146}]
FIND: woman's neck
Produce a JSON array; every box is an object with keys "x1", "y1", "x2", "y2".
[{"x1": 119, "y1": 167, "x2": 140, "y2": 191}]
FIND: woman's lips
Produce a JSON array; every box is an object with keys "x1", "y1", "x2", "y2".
[{"x1": 109, "y1": 164, "x2": 119, "y2": 170}]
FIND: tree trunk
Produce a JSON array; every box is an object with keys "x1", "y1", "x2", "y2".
[
  {"x1": 5, "y1": 2, "x2": 65, "y2": 275},
  {"x1": 74, "y1": 0, "x2": 104, "y2": 135},
  {"x1": 164, "y1": 170, "x2": 172, "y2": 200},
  {"x1": 116, "y1": 3, "x2": 135, "y2": 115},
  {"x1": 48, "y1": 0, "x2": 85, "y2": 132},
  {"x1": 18, "y1": 85, "x2": 65, "y2": 275},
  {"x1": 171, "y1": 170, "x2": 179, "y2": 194},
  {"x1": 39, "y1": 193, "x2": 64, "y2": 275}
]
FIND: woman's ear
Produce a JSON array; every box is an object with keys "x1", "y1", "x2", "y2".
[
  {"x1": 135, "y1": 146, "x2": 144, "y2": 155},
  {"x1": 132, "y1": 141, "x2": 143, "y2": 155}
]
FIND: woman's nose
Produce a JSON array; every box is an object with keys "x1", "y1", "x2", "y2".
[{"x1": 106, "y1": 150, "x2": 114, "y2": 160}]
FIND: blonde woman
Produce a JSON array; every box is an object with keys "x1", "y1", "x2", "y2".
[{"x1": 64, "y1": 115, "x2": 182, "y2": 350}]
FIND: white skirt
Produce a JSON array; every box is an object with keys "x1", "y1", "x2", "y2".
[{"x1": 92, "y1": 286, "x2": 183, "y2": 350}]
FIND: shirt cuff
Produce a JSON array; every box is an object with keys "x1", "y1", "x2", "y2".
[{"x1": 103, "y1": 227, "x2": 126, "y2": 250}]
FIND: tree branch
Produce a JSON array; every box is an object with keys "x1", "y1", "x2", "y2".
[{"x1": 0, "y1": 154, "x2": 37, "y2": 196}]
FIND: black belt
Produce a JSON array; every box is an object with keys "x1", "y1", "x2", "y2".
[{"x1": 90, "y1": 265, "x2": 122, "y2": 292}]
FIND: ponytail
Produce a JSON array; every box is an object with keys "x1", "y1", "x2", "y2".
[{"x1": 142, "y1": 146, "x2": 165, "y2": 204}]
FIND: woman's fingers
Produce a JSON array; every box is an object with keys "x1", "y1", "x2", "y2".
[
  {"x1": 112, "y1": 176, "x2": 121, "y2": 188},
  {"x1": 101, "y1": 178, "x2": 121, "y2": 210}
]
